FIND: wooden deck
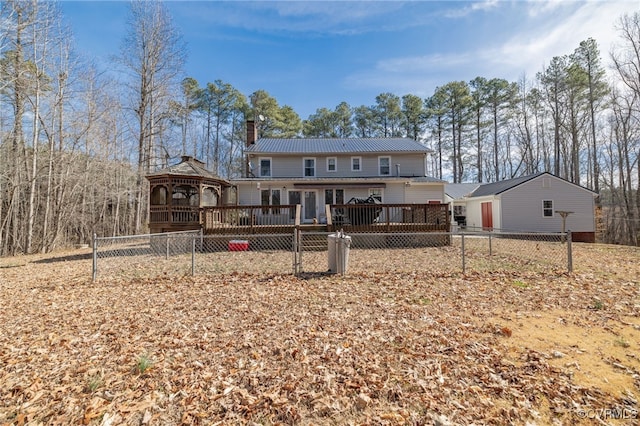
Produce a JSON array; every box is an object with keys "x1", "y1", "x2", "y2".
[
  {"x1": 200, "y1": 203, "x2": 450, "y2": 234},
  {"x1": 149, "y1": 203, "x2": 450, "y2": 235}
]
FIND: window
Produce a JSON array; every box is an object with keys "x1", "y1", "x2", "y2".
[
  {"x1": 369, "y1": 188, "x2": 383, "y2": 202},
  {"x1": 324, "y1": 188, "x2": 345, "y2": 204},
  {"x1": 326, "y1": 157, "x2": 337, "y2": 172},
  {"x1": 351, "y1": 157, "x2": 361, "y2": 172},
  {"x1": 543, "y1": 200, "x2": 553, "y2": 217},
  {"x1": 271, "y1": 189, "x2": 281, "y2": 214},
  {"x1": 261, "y1": 189, "x2": 281, "y2": 214},
  {"x1": 378, "y1": 156, "x2": 391, "y2": 176},
  {"x1": 303, "y1": 158, "x2": 316, "y2": 177},
  {"x1": 259, "y1": 158, "x2": 271, "y2": 177}
]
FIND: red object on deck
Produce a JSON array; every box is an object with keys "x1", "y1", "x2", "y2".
[{"x1": 228, "y1": 240, "x2": 249, "y2": 251}]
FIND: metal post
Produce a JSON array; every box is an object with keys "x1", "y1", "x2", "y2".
[
  {"x1": 92, "y1": 233, "x2": 98, "y2": 282},
  {"x1": 191, "y1": 237, "x2": 196, "y2": 276},
  {"x1": 567, "y1": 230, "x2": 573, "y2": 272},
  {"x1": 165, "y1": 234, "x2": 169, "y2": 260},
  {"x1": 297, "y1": 228, "x2": 303, "y2": 274},
  {"x1": 292, "y1": 229, "x2": 296, "y2": 275},
  {"x1": 488, "y1": 232, "x2": 492, "y2": 256},
  {"x1": 461, "y1": 232, "x2": 466, "y2": 274}
]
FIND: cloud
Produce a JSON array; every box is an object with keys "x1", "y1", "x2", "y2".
[
  {"x1": 173, "y1": 1, "x2": 421, "y2": 36},
  {"x1": 345, "y1": 0, "x2": 638, "y2": 95}
]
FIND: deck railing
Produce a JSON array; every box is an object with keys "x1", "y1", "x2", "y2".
[
  {"x1": 328, "y1": 203, "x2": 450, "y2": 232},
  {"x1": 201, "y1": 204, "x2": 300, "y2": 233},
  {"x1": 151, "y1": 203, "x2": 450, "y2": 234},
  {"x1": 150, "y1": 205, "x2": 200, "y2": 224}
]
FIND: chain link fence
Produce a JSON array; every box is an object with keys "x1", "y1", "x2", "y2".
[{"x1": 92, "y1": 229, "x2": 572, "y2": 281}]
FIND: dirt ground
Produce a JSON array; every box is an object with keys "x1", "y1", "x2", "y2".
[{"x1": 1, "y1": 243, "x2": 639, "y2": 425}]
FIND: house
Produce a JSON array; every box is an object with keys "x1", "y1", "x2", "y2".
[
  {"x1": 450, "y1": 172, "x2": 597, "y2": 242},
  {"x1": 230, "y1": 120, "x2": 447, "y2": 224}
]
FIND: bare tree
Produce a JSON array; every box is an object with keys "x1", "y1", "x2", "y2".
[{"x1": 117, "y1": 0, "x2": 185, "y2": 234}]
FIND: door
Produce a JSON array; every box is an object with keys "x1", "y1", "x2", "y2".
[
  {"x1": 288, "y1": 191, "x2": 301, "y2": 220},
  {"x1": 304, "y1": 190, "x2": 317, "y2": 222},
  {"x1": 481, "y1": 202, "x2": 493, "y2": 231},
  {"x1": 288, "y1": 190, "x2": 317, "y2": 222}
]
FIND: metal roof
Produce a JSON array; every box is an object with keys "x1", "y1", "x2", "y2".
[
  {"x1": 468, "y1": 173, "x2": 545, "y2": 197},
  {"x1": 445, "y1": 183, "x2": 482, "y2": 200},
  {"x1": 467, "y1": 172, "x2": 597, "y2": 198},
  {"x1": 246, "y1": 138, "x2": 432, "y2": 154}
]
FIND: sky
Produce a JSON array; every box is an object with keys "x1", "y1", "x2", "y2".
[{"x1": 60, "y1": 0, "x2": 639, "y2": 119}]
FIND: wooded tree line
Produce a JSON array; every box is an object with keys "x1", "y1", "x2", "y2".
[{"x1": 1, "y1": 1, "x2": 638, "y2": 255}]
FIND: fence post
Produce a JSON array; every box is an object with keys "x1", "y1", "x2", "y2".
[
  {"x1": 92, "y1": 233, "x2": 98, "y2": 282},
  {"x1": 191, "y1": 237, "x2": 196, "y2": 276},
  {"x1": 292, "y1": 228, "x2": 298, "y2": 275},
  {"x1": 461, "y1": 232, "x2": 466, "y2": 274},
  {"x1": 567, "y1": 230, "x2": 573, "y2": 273},
  {"x1": 165, "y1": 234, "x2": 169, "y2": 260},
  {"x1": 489, "y1": 231, "x2": 492, "y2": 256}
]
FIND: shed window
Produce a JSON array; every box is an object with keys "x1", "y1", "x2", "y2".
[{"x1": 543, "y1": 200, "x2": 553, "y2": 217}]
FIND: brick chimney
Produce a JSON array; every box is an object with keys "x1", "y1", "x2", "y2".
[{"x1": 246, "y1": 120, "x2": 257, "y2": 147}]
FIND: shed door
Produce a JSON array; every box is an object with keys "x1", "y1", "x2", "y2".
[{"x1": 481, "y1": 202, "x2": 493, "y2": 231}]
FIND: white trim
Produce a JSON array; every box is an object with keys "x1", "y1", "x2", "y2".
[
  {"x1": 351, "y1": 156, "x2": 362, "y2": 172},
  {"x1": 542, "y1": 199, "x2": 554, "y2": 218},
  {"x1": 369, "y1": 188, "x2": 383, "y2": 202},
  {"x1": 326, "y1": 157, "x2": 337, "y2": 173},
  {"x1": 378, "y1": 156, "x2": 391, "y2": 176},
  {"x1": 303, "y1": 157, "x2": 316, "y2": 177},
  {"x1": 258, "y1": 157, "x2": 272, "y2": 177}
]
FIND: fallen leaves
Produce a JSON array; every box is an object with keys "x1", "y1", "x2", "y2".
[{"x1": 0, "y1": 243, "x2": 639, "y2": 424}]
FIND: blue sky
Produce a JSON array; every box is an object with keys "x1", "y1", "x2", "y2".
[{"x1": 60, "y1": 0, "x2": 638, "y2": 119}]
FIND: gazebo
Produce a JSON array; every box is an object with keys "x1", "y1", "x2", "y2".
[{"x1": 146, "y1": 156, "x2": 234, "y2": 234}]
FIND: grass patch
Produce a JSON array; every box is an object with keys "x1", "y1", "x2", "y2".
[
  {"x1": 135, "y1": 354, "x2": 153, "y2": 375},
  {"x1": 614, "y1": 336, "x2": 630, "y2": 348},
  {"x1": 86, "y1": 373, "x2": 103, "y2": 392},
  {"x1": 512, "y1": 280, "x2": 529, "y2": 289}
]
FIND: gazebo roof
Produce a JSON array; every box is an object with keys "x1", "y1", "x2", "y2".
[{"x1": 146, "y1": 156, "x2": 230, "y2": 185}]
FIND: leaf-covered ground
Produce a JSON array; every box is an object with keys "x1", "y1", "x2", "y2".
[{"x1": 1, "y1": 243, "x2": 639, "y2": 425}]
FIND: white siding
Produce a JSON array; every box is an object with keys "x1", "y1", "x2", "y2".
[
  {"x1": 464, "y1": 196, "x2": 502, "y2": 230},
  {"x1": 236, "y1": 182, "x2": 258, "y2": 205},
  {"x1": 500, "y1": 175, "x2": 595, "y2": 232},
  {"x1": 383, "y1": 182, "x2": 405, "y2": 203},
  {"x1": 404, "y1": 184, "x2": 445, "y2": 204},
  {"x1": 259, "y1": 153, "x2": 426, "y2": 178}
]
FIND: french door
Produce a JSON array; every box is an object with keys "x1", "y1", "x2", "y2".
[{"x1": 288, "y1": 190, "x2": 317, "y2": 223}]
